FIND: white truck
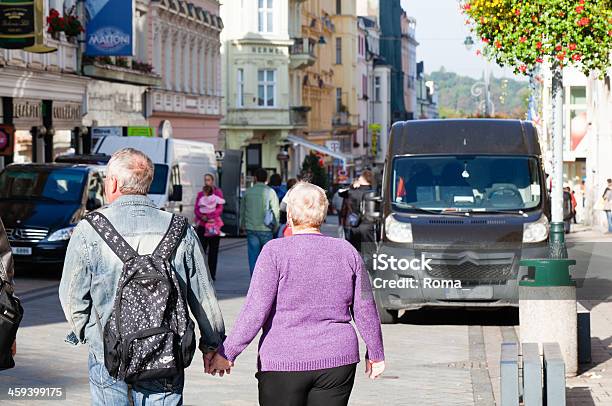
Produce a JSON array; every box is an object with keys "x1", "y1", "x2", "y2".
[{"x1": 93, "y1": 136, "x2": 217, "y2": 219}]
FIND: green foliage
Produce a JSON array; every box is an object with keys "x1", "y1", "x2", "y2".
[
  {"x1": 301, "y1": 152, "x2": 328, "y2": 191},
  {"x1": 428, "y1": 69, "x2": 530, "y2": 118},
  {"x1": 462, "y1": 0, "x2": 612, "y2": 76}
]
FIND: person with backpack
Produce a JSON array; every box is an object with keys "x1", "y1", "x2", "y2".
[
  {"x1": 240, "y1": 168, "x2": 280, "y2": 274},
  {"x1": 59, "y1": 148, "x2": 225, "y2": 405}
]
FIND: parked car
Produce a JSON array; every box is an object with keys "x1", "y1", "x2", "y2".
[{"x1": 0, "y1": 163, "x2": 105, "y2": 266}]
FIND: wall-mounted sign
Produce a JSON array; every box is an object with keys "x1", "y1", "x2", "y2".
[
  {"x1": 127, "y1": 126, "x2": 155, "y2": 137},
  {"x1": 0, "y1": 124, "x2": 15, "y2": 157},
  {"x1": 13, "y1": 98, "x2": 43, "y2": 128},
  {"x1": 92, "y1": 126, "x2": 122, "y2": 138},
  {"x1": 52, "y1": 101, "x2": 82, "y2": 129},
  {"x1": 85, "y1": 0, "x2": 133, "y2": 56},
  {"x1": 0, "y1": 0, "x2": 35, "y2": 49}
]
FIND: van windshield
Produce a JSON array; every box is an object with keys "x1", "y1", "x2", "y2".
[
  {"x1": 391, "y1": 155, "x2": 542, "y2": 212},
  {"x1": 0, "y1": 167, "x2": 87, "y2": 203}
]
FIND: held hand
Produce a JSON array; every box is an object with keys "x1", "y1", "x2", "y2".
[
  {"x1": 365, "y1": 359, "x2": 385, "y2": 380},
  {"x1": 203, "y1": 351, "x2": 215, "y2": 374},
  {"x1": 11, "y1": 340, "x2": 16, "y2": 356},
  {"x1": 210, "y1": 353, "x2": 233, "y2": 377}
]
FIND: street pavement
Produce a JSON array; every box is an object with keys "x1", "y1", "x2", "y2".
[{"x1": 2, "y1": 219, "x2": 612, "y2": 405}]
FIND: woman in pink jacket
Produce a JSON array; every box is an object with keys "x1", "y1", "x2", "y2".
[{"x1": 194, "y1": 173, "x2": 224, "y2": 280}]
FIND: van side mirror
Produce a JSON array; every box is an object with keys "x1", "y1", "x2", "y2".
[
  {"x1": 86, "y1": 198, "x2": 102, "y2": 211},
  {"x1": 169, "y1": 184, "x2": 183, "y2": 202},
  {"x1": 363, "y1": 192, "x2": 382, "y2": 222}
]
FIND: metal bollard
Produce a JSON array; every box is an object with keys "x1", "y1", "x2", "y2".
[
  {"x1": 522, "y1": 343, "x2": 542, "y2": 406},
  {"x1": 500, "y1": 342, "x2": 519, "y2": 406},
  {"x1": 543, "y1": 342, "x2": 566, "y2": 406}
]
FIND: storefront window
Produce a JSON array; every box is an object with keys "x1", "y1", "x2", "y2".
[
  {"x1": 13, "y1": 130, "x2": 32, "y2": 163},
  {"x1": 53, "y1": 130, "x2": 74, "y2": 160}
]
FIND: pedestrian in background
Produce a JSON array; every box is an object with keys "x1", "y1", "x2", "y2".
[
  {"x1": 195, "y1": 173, "x2": 225, "y2": 281},
  {"x1": 209, "y1": 182, "x2": 385, "y2": 406},
  {"x1": 602, "y1": 178, "x2": 612, "y2": 233},
  {"x1": 570, "y1": 188, "x2": 578, "y2": 224},
  {"x1": 268, "y1": 173, "x2": 287, "y2": 203},
  {"x1": 0, "y1": 218, "x2": 17, "y2": 367},
  {"x1": 343, "y1": 170, "x2": 376, "y2": 252},
  {"x1": 241, "y1": 168, "x2": 280, "y2": 274},
  {"x1": 563, "y1": 186, "x2": 573, "y2": 234},
  {"x1": 279, "y1": 178, "x2": 298, "y2": 237},
  {"x1": 59, "y1": 148, "x2": 225, "y2": 405}
]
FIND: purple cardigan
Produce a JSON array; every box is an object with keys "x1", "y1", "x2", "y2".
[{"x1": 218, "y1": 234, "x2": 385, "y2": 371}]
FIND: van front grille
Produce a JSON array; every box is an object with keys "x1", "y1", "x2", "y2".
[{"x1": 5, "y1": 228, "x2": 49, "y2": 243}]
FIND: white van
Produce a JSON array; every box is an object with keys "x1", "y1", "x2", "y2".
[{"x1": 93, "y1": 136, "x2": 217, "y2": 219}]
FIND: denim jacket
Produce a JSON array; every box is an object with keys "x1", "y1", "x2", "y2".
[{"x1": 59, "y1": 195, "x2": 226, "y2": 360}]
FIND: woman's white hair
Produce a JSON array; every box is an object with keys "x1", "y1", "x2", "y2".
[
  {"x1": 286, "y1": 182, "x2": 329, "y2": 228},
  {"x1": 107, "y1": 148, "x2": 154, "y2": 195}
]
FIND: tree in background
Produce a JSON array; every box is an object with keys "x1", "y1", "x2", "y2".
[
  {"x1": 301, "y1": 152, "x2": 329, "y2": 191},
  {"x1": 462, "y1": 0, "x2": 612, "y2": 257}
]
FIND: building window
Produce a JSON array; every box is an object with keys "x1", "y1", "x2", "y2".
[
  {"x1": 335, "y1": 37, "x2": 342, "y2": 64},
  {"x1": 258, "y1": 69, "x2": 276, "y2": 107},
  {"x1": 570, "y1": 86, "x2": 587, "y2": 104},
  {"x1": 258, "y1": 0, "x2": 273, "y2": 33},
  {"x1": 362, "y1": 75, "x2": 368, "y2": 98},
  {"x1": 374, "y1": 76, "x2": 381, "y2": 102},
  {"x1": 336, "y1": 88, "x2": 342, "y2": 112},
  {"x1": 237, "y1": 68, "x2": 244, "y2": 107},
  {"x1": 336, "y1": 0, "x2": 341, "y2": 14}
]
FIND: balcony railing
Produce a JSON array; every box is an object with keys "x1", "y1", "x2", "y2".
[
  {"x1": 0, "y1": 37, "x2": 77, "y2": 73},
  {"x1": 290, "y1": 106, "x2": 310, "y2": 127},
  {"x1": 82, "y1": 56, "x2": 161, "y2": 87},
  {"x1": 289, "y1": 38, "x2": 316, "y2": 70}
]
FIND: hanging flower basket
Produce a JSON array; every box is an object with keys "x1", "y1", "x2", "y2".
[{"x1": 46, "y1": 8, "x2": 84, "y2": 42}]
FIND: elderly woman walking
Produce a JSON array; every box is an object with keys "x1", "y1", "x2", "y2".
[{"x1": 209, "y1": 182, "x2": 385, "y2": 406}]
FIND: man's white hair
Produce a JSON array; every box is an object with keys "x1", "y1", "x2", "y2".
[
  {"x1": 286, "y1": 182, "x2": 329, "y2": 228},
  {"x1": 107, "y1": 148, "x2": 154, "y2": 195}
]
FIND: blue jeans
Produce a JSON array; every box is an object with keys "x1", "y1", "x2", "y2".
[
  {"x1": 88, "y1": 353, "x2": 184, "y2": 406},
  {"x1": 606, "y1": 211, "x2": 612, "y2": 232},
  {"x1": 246, "y1": 230, "x2": 273, "y2": 274}
]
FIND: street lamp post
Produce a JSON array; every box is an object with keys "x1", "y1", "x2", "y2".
[{"x1": 464, "y1": 36, "x2": 495, "y2": 117}]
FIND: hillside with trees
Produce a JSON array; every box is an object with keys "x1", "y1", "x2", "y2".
[{"x1": 427, "y1": 67, "x2": 531, "y2": 118}]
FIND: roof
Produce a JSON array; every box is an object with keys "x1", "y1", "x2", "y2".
[{"x1": 388, "y1": 119, "x2": 541, "y2": 156}]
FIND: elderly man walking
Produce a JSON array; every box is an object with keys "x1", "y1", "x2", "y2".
[{"x1": 59, "y1": 148, "x2": 225, "y2": 405}]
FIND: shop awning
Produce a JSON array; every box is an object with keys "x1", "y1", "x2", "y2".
[{"x1": 286, "y1": 135, "x2": 354, "y2": 166}]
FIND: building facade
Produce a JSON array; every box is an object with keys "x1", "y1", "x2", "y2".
[
  {"x1": 220, "y1": 0, "x2": 295, "y2": 178},
  {"x1": 148, "y1": 0, "x2": 223, "y2": 146},
  {"x1": 0, "y1": 0, "x2": 88, "y2": 166},
  {"x1": 400, "y1": 11, "x2": 417, "y2": 119}
]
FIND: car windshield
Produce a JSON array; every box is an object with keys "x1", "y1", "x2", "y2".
[
  {"x1": 149, "y1": 164, "x2": 169, "y2": 195},
  {"x1": 391, "y1": 155, "x2": 542, "y2": 212},
  {"x1": 0, "y1": 167, "x2": 87, "y2": 203}
]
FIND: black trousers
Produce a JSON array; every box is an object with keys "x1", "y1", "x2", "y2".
[
  {"x1": 195, "y1": 226, "x2": 221, "y2": 280},
  {"x1": 256, "y1": 364, "x2": 357, "y2": 406}
]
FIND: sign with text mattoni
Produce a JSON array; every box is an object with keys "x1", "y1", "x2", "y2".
[{"x1": 85, "y1": 0, "x2": 133, "y2": 56}]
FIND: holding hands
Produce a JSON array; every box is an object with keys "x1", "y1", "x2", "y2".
[{"x1": 204, "y1": 351, "x2": 233, "y2": 377}]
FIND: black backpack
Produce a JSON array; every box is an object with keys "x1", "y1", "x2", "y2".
[
  {"x1": 0, "y1": 280, "x2": 23, "y2": 370},
  {"x1": 85, "y1": 212, "x2": 196, "y2": 383}
]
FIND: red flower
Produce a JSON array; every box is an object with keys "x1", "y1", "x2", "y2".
[
  {"x1": 462, "y1": 2, "x2": 471, "y2": 11},
  {"x1": 572, "y1": 54, "x2": 582, "y2": 61},
  {"x1": 495, "y1": 40, "x2": 502, "y2": 49},
  {"x1": 575, "y1": 5, "x2": 584, "y2": 13},
  {"x1": 577, "y1": 17, "x2": 590, "y2": 26},
  {"x1": 569, "y1": 43, "x2": 577, "y2": 51},
  {"x1": 482, "y1": 37, "x2": 489, "y2": 43},
  {"x1": 555, "y1": 44, "x2": 563, "y2": 51},
  {"x1": 608, "y1": 30, "x2": 612, "y2": 36},
  {"x1": 476, "y1": 49, "x2": 482, "y2": 56},
  {"x1": 556, "y1": 52, "x2": 566, "y2": 61},
  {"x1": 536, "y1": 41, "x2": 543, "y2": 49},
  {"x1": 579, "y1": 0, "x2": 585, "y2": 3},
  {"x1": 518, "y1": 65, "x2": 527, "y2": 73},
  {"x1": 536, "y1": 58, "x2": 544, "y2": 63},
  {"x1": 519, "y1": 36, "x2": 527, "y2": 43},
  {"x1": 515, "y1": 9, "x2": 521, "y2": 16}
]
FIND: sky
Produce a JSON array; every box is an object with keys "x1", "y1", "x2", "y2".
[{"x1": 401, "y1": 0, "x2": 523, "y2": 80}]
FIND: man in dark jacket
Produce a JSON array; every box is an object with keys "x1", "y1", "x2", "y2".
[{"x1": 0, "y1": 218, "x2": 16, "y2": 357}]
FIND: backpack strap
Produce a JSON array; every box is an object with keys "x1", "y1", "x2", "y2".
[
  {"x1": 85, "y1": 212, "x2": 138, "y2": 263},
  {"x1": 154, "y1": 215, "x2": 188, "y2": 260}
]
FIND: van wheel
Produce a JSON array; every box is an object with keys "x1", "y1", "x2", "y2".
[{"x1": 376, "y1": 300, "x2": 398, "y2": 324}]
